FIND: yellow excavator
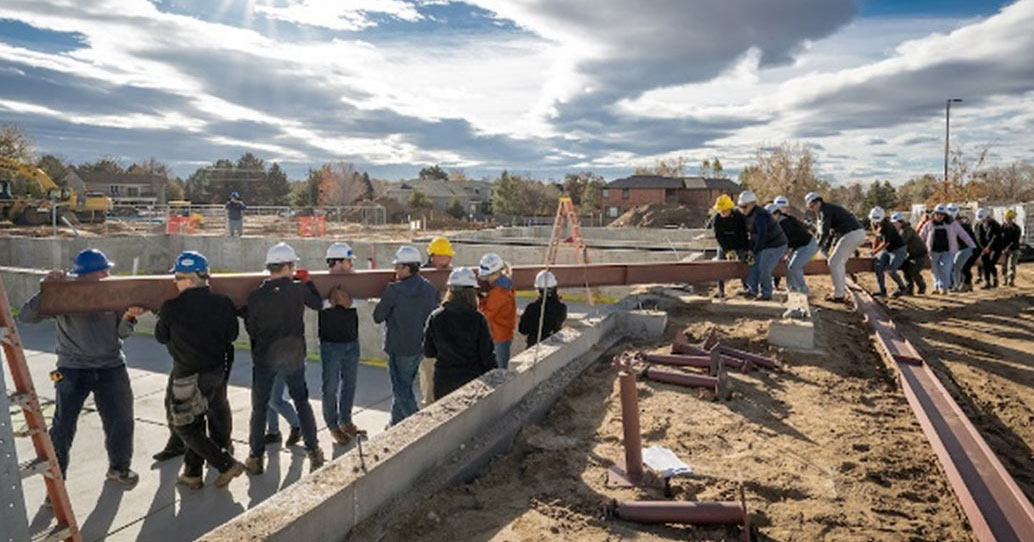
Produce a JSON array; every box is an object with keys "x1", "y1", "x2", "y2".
[{"x1": 0, "y1": 157, "x2": 112, "y2": 224}]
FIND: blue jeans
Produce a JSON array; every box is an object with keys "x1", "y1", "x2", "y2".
[
  {"x1": 227, "y1": 218, "x2": 243, "y2": 237},
  {"x1": 494, "y1": 341, "x2": 512, "y2": 369},
  {"x1": 747, "y1": 245, "x2": 787, "y2": 299},
  {"x1": 50, "y1": 365, "x2": 134, "y2": 476},
  {"x1": 250, "y1": 364, "x2": 318, "y2": 457},
  {"x1": 320, "y1": 341, "x2": 360, "y2": 428},
  {"x1": 388, "y1": 353, "x2": 422, "y2": 425},
  {"x1": 931, "y1": 251, "x2": 953, "y2": 292},
  {"x1": 876, "y1": 246, "x2": 908, "y2": 294},
  {"x1": 952, "y1": 247, "x2": 973, "y2": 288},
  {"x1": 266, "y1": 373, "x2": 299, "y2": 434},
  {"x1": 786, "y1": 239, "x2": 818, "y2": 294}
]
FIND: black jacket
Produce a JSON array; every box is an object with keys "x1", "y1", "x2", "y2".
[
  {"x1": 319, "y1": 305, "x2": 359, "y2": 344},
  {"x1": 156, "y1": 286, "x2": 239, "y2": 378},
  {"x1": 876, "y1": 218, "x2": 905, "y2": 251},
  {"x1": 777, "y1": 215, "x2": 813, "y2": 250},
  {"x1": 900, "y1": 223, "x2": 928, "y2": 259},
  {"x1": 975, "y1": 219, "x2": 1003, "y2": 250},
  {"x1": 744, "y1": 206, "x2": 787, "y2": 253},
  {"x1": 1001, "y1": 222, "x2": 1022, "y2": 250},
  {"x1": 818, "y1": 202, "x2": 863, "y2": 250},
  {"x1": 960, "y1": 221, "x2": 977, "y2": 249},
  {"x1": 518, "y1": 294, "x2": 567, "y2": 346},
  {"x1": 423, "y1": 301, "x2": 496, "y2": 400},
  {"x1": 712, "y1": 212, "x2": 749, "y2": 252},
  {"x1": 244, "y1": 277, "x2": 322, "y2": 368}
]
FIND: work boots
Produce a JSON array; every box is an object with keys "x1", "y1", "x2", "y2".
[
  {"x1": 244, "y1": 455, "x2": 264, "y2": 475},
  {"x1": 215, "y1": 461, "x2": 246, "y2": 487},
  {"x1": 176, "y1": 474, "x2": 203, "y2": 489},
  {"x1": 307, "y1": 448, "x2": 325, "y2": 473}
]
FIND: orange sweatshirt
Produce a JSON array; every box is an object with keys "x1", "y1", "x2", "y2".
[{"x1": 479, "y1": 275, "x2": 516, "y2": 342}]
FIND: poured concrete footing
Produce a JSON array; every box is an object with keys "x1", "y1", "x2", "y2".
[{"x1": 199, "y1": 310, "x2": 666, "y2": 542}]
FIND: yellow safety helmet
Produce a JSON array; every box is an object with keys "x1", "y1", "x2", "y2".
[
  {"x1": 713, "y1": 194, "x2": 735, "y2": 212},
  {"x1": 427, "y1": 236, "x2": 455, "y2": 257},
  {"x1": 1004, "y1": 209, "x2": 1017, "y2": 220}
]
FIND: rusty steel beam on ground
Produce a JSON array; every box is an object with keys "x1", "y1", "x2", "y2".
[
  {"x1": 609, "y1": 499, "x2": 746, "y2": 525},
  {"x1": 37, "y1": 258, "x2": 875, "y2": 315},
  {"x1": 714, "y1": 345, "x2": 781, "y2": 371},
  {"x1": 847, "y1": 279, "x2": 1034, "y2": 542},
  {"x1": 607, "y1": 364, "x2": 645, "y2": 488}
]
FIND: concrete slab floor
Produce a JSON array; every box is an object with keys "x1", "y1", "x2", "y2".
[{"x1": 6, "y1": 321, "x2": 393, "y2": 542}]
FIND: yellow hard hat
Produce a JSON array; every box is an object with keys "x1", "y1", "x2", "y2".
[
  {"x1": 1004, "y1": 209, "x2": 1017, "y2": 219},
  {"x1": 428, "y1": 236, "x2": 455, "y2": 256},
  {"x1": 713, "y1": 194, "x2": 735, "y2": 212}
]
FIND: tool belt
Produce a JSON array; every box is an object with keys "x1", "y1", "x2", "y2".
[{"x1": 170, "y1": 374, "x2": 208, "y2": 427}]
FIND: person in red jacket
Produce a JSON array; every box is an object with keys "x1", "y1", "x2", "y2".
[{"x1": 478, "y1": 253, "x2": 516, "y2": 369}]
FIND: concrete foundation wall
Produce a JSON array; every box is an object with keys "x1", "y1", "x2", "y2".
[{"x1": 200, "y1": 309, "x2": 666, "y2": 542}]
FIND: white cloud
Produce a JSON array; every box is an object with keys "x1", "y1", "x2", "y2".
[{"x1": 254, "y1": 0, "x2": 423, "y2": 31}]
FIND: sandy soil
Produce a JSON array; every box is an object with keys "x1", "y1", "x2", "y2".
[{"x1": 381, "y1": 274, "x2": 977, "y2": 542}]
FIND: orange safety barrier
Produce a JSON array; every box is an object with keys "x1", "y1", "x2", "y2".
[
  {"x1": 298, "y1": 216, "x2": 326, "y2": 237},
  {"x1": 166, "y1": 215, "x2": 196, "y2": 234}
]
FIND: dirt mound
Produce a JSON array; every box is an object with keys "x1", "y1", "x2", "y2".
[{"x1": 608, "y1": 203, "x2": 710, "y2": 229}]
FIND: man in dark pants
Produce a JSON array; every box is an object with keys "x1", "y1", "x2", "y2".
[
  {"x1": 18, "y1": 249, "x2": 143, "y2": 487},
  {"x1": 975, "y1": 208, "x2": 1003, "y2": 289},
  {"x1": 244, "y1": 242, "x2": 325, "y2": 474},
  {"x1": 155, "y1": 251, "x2": 245, "y2": 488},
  {"x1": 709, "y1": 194, "x2": 749, "y2": 298},
  {"x1": 892, "y1": 213, "x2": 928, "y2": 295}
]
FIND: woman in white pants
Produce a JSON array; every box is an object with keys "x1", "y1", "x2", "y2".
[{"x1": 805, "y1": 192, "x2": 866, "y2": 303}]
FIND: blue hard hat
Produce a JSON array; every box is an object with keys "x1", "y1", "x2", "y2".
[
  {"x1": 231, "y1": 191, "x2": 240, "y2": 199},
  {"x1": 71, "y1": 249, "x2": 114, "y2": 276},
  {"x1": 171, "y1": 251, "x2": 209, "y2": 273}
]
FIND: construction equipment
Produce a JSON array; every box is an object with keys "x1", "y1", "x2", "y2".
[
  {"x1": 544, "y1": 196, "x2": 593, "y2": 304},
  {"x1": 0, "y1": 157, "x2": 112, "y2": 224},
  {"x1": 0, "y1": 277, "x2": 81, "y2": 542}
]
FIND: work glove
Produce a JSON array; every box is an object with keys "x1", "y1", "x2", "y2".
[
  {"x1": 745, "y1": 253, "x2": 756, "y2": 266},
  {"x1": 294, "y1": 268, "x2": 311, "y2": 283},
  {"x1": 725, "y1": 251, "x2": 737, "y2": 260}
]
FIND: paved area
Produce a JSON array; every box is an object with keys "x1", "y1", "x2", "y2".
[{"x1": 7, "y1": 321, "x2": 392, "y2": 542}]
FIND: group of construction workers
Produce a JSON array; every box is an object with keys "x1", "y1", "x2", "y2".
[
  {"x1": 19, "y1": 236, "x2": 568, "y2": 493},
  {"x1": 711, "y1": 191, "x2": 1023, "y2": 300}
]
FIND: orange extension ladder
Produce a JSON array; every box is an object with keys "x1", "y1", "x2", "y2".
[
  {"x1": 544, "y1": 197, "x2": 593, "y2": 305},
  {"x1": 0, "y1": 277, "x2": 81, "y2": 542}
]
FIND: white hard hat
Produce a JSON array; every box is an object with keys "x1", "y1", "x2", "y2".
[
  {"x1": 946, "y1": 202, "x2": 959, "y2": 217},
  {"x1": 934, "y1": 204, "x2": 948, "y2": 214},
  {"x1": 868, "y1": 206, "x2": 885, "y2": 222},
  {"x1": 479, "y1": 253, "x2": 505, "y2": 275},
  {"x1": 326, "y1": 242, "x2": 355, "y2": 260},
  {"x1": 446, "y1": 266, "x2": 477, "y2": 287},
  {"x1": 737, "y1": 190, "x2": 757, "y2": 206},
  {"x1": 890, "y1": 212, "x2": 905, "y2": 223},
  {"x1": 773, "y1": 195, "x2": 789, "y2": 208},
  {"x1": 804, "y1": 192, "x2": 822, "y2": 206},
  {"x1": 976, "y1": 208, "x2": 990, "y2": 220},
  {"x1": 764, "y1": 203, "x2": 779, "y2": 214},
  {"x1": 392, "y1": 245, "x2": 422, "y2": 265},
  {"x1": 534, "y1": 270, "x2": 558, "y2": 289},
  {"x1": 265, "y1": 242, "x2": 298, "y2": 265}
]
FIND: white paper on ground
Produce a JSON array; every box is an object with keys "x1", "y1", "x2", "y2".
[{"x1": 642, "y1": 445, "x2": 692, "y2": 478}]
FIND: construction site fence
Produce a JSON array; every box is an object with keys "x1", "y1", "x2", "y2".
[{"x1": 111, "y1": 204, "x2": 387, "y2": 226}]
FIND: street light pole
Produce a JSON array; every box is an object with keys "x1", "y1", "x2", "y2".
[{"x1": 944, "y1": 98, "x2": 963, "y2": 188}]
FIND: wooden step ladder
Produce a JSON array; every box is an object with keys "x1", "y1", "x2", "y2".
[
  {"x1": 545, "y1": 197, "x2": 593, "y2": 305},
  {"x1": 0, "y1": 277, "x2": 81, "y2": 542}
]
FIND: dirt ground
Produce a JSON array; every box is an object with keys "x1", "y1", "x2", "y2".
[{"x1": 381, "y1": 273, "x2": 992, "y2": 542}]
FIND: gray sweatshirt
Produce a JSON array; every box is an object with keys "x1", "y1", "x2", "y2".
[
  {"x1": 372, "y1": 273, "x2": 439, "y2": 357},
  {"x1": 19, "y1": 291, "x2": 135, "y2": 369}
]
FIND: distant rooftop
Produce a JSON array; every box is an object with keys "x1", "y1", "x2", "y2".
[{"x1": 607, "y1": 175, "x2": 740, "y2": 191}]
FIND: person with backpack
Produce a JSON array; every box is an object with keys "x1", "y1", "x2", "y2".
[
  {"x1": 422, "y1": 267, "x2": 497, "y2": 400},
  {"x1": 518, "y1": 270, "x2": 568, "y2": 347},
  {"x1": 478, "y1": 253, "x2": 517, "y2": 367}
]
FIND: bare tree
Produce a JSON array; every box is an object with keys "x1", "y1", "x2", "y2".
[
  {"x1": 635, "y1": 156, "x2": 688, "y2": 177},
  {"x1": 0, "y1": 123, "x2": 34, "y2": 162},
  {"x1": 738, "y1": 142, "x2": 830, "y2": 205},
  {"x1": 318, "y1": 162, "x2": 366, "y2": 207}
]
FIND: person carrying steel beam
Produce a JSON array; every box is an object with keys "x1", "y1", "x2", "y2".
[
  {"x1": 975, "y1": 208, "x2": 1004, "y2": 289},
  {"x1": 868, "y1": 206, "x2": 909, "y2": 298},
  {"x1": 243, "y1": 242, "x2": 325, "y2": 474},
  {"x1": 949, "y1": 205, "x2": 979, "y2": 292},
  {"x1": 478, "y1": 253, "x2": 517, "y2": 367},
  {"x1": 373, "y1": 246, "x2": 440, "y2": 425},
  {"x1": 805, "y1": 192, "x2": 866, "y2": 303},
  {"x1": 18, "y1": 249, "x2": 143, "y2": 487},
  {"x1": 709, "y1": 194, "x2": 749, "y2": 298},
  {"x1": 422, "y1": 267, "x2": 497, "y2": 401},
  {"x1": 420, "y1": 236, "x2": 454, "y2": 407},
  {"x1": 919, "y1": 204, "x2": 975, "y2": 295},
  {"x1": 738, "y1": 191, "x2": 787, "y2": 301},
  {"x1": 320, "y1": 242, "x2": 364, "y2": 445},
  {"x1": 770, "y1": 197, "x2": 817, "y2": 296},
  {"x1": 518, "y1": 270, "x2": 568, "y2": 347},
  {"x1": 155, "y1": 251, "x2": 246, "y2": 489},
  {"x1": 891, "y1": 212, "x2": 928, "y2": 295},
  {"x1": 1000, "y1": 209, "x2": 1022, "y2": 286}
]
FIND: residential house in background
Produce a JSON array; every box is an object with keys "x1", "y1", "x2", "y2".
[
  {"x1": 601, "y1": 175, "x2": 741, "y2": 219},
  {"x1": 65, "y1": 169, "x2": 167, "y2": 205},
  {"x1": 386, "y1": 179, "x2": 493, "y2": 217}
]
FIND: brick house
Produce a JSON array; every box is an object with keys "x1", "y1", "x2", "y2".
[
  {"x1": 385, "y1": 179, "x2": 493, "y2": 217},
  {"x1": 601, "y1": 175, "x2": 741, "y2": 219}
]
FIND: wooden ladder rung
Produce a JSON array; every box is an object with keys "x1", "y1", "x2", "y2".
[
  {"x1": 32, "y1": 523, "x2": 73, "y2": 542},
  {"x1": 19, "y1": 457, "x2": 51, "y2": 479}
]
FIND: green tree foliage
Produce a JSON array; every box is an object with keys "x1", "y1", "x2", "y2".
[
  {"x1": 492, "y1": 171, "x2": 558, "y2": 217},
  {"x1": 291, "y1": 169, "x2": 321, "y2": 208},
  {"x1": 445, "y1": 197, "x2": 466, "y2": 219},
  {"x1": 862, "y1": 180, "x2": 898, "y2": 213},
  {"x1": 80, "y1": 157, "x2": 125, "y2": 175},
  {"x1": 739, "y1": 143, "x2": 828, "y2": 206},
  {"x1": 164, "y1": 179, "x2": 186, "y2": 201},
  {"x1": 562, "y1": 171, "x2": 605, "y2": 213},
  {"x1": 266, "y1": 162, "x2": 291, "y2": 204},
  {"x1": 492, "y1": 170, "x2": 522, "y2": 216},
  {"x1": 418, "y1": 164, "x2": 449, "y2": 181},
  {"x1": 408, "y1": 188, "x2": 433, "y2": 210},
  {"x1": 36, "y1": 154, "x2": 67, "y2": 185},
  {"x1": 0, "y1": 123, "x2": 33, "y2": 162},
  {"x1": 896, "y1": 174, "x2": 939, "y2": 206}
]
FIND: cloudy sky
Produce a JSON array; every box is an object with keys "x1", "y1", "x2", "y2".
[{"x1": 1, "y1": 0, "x2": 1031, "y2": 183}]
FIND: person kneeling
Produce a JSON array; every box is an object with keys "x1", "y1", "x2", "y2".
[{"x1": 423, "y1": 267, "x2": 497, "y2": 401}]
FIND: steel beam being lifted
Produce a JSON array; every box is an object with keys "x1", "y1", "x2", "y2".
[{"x1": 37, "y1": 258, "x2": 874, "y2": 315}]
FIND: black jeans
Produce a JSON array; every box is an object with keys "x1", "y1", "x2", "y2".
[
  {"x1": 167, "y1": 370, "x2": 235, "y2": 476},
  {"x1": 981, "y1": 249, "x2": 1002, "y2": 284},
  {"x1": 162, "y1": 378, "x2": 231, "y2": 452},
  {"x1": 902, "y1": 255, "x2": 927, "y2": 293},
  {"x1": 50, "y1": 365, "x2": 134, "y2": 476},
  {"x1": 962, "y1": 251, "x2": 979, "y2": 286}
]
